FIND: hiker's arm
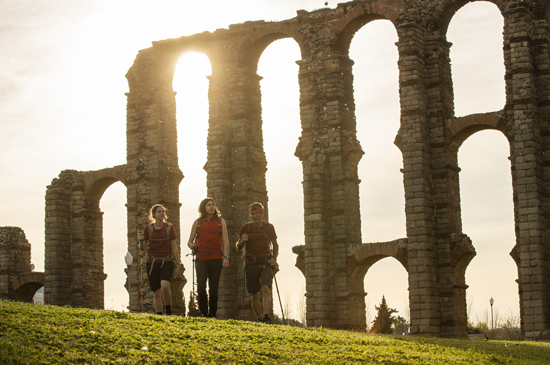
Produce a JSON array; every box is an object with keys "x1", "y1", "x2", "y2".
[
  {"x1": 236, "y1": 231, "x2": 247, "y2": 251},
  {"x1": 221, "y1": 219, "x2": 229, "y2": 268},
  {"x1": 271, "y1": 237, "x2": 279, "y2": 259},
  {"x1": 187, "y1": 220, "x2": 198, "y2": 250},
  {"x1": 170, "y1": 239, "x2": 180, "y2": 265}
]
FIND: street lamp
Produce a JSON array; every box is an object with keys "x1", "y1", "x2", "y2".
[
  {"x1": 489, "y1": 297, "x2": 494, "y2": 340},
  {"x1": 125, "y1": 251, "x2": 133, "y2": 312}
]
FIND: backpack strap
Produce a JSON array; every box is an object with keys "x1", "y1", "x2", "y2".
[{"x1": 148, "y1": 223, "x2": 172, "y2": 242}]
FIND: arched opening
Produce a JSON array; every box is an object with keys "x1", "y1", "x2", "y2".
[
  {"x1": 257, "y1": 37, "x2": 304, "y2": 323},
  {"x1": 32, "y1": 286, "x2": 44, "y2": 304},
  {"x1": 447, "y1": 1, "x2": 505, "y2": 117},
  {"x1": 363, "y1": 258, "x2": 409, "y2": 333},
  {"x1": 14, "y1": 282, "x2": 43, "y2": 303},
  {"x1": 459, "y1": 130, "x2": 517, "y2": 329},
  {"x1": 101, "y1": 181, "x2": 128, "y2": 311},
  {"x1": 349, "y1": 19, "x2": 407, "y2": 327},
  {"x1": 174, "y1": 52, "x2": 211, "y2": 307},
  {"x1": 351, "y1": 20, "x2": 404, "y2": 243}
]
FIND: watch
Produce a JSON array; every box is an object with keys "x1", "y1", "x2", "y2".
[{"x1": 223, "y1": 255, "x2": 229, "y2": 259}]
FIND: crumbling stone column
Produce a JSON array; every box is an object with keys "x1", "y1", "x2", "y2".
[
  {"x1": 503, "y1": 2, "x2": 550, "y2": 339},
  {"x1": 70, "y1": 177, "x2": 106, "y2": 309},
  {"x1": 396, "y1": 22, "x2": 440, "y2": 337},
  {"x1": 0, "y1": 227, "x2": 32, "y2": 300}
]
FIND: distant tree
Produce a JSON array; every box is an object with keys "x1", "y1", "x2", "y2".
[
  {"x1": 370, "y1": 296, "x2": 398, "y2": 334},
  {"x1": 392, "y1": 315, "x2": 409, "y2": 335}
]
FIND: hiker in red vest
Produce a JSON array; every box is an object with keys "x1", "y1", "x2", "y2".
[
  {"x1": 236, "y1": 202, "x2": 279, "y2": 324},
  {"x1": 187, "y1": 198, "x2": 229, "y2": 318},
  {"x1": 137, "y1": 204, "x2": 182, "y2": 315}
]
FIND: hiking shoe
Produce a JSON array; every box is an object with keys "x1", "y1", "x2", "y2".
[
  {"x1": 257, "y1": 318, "x2": 263, "y2": 323},
  {"x1": 263, "y1": 315, "x2": 272, "y2": 324}
]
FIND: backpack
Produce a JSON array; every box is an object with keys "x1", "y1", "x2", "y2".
[{"x1": 194, "y1": 217, "x2": 223, "y2": 254}]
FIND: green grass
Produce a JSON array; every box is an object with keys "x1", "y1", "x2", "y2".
[{"x1": 1, "y1": 300, "x2": 549, "y2": 364}]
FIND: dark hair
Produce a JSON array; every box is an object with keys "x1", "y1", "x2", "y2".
[
  {"x1": 198, "y1": 197, "x2": 221, "y2": 219},
  {"x1": 148, "y1": 204, "x2": 168, "y2": 223}
]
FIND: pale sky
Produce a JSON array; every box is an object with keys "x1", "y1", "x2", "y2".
[{"x1": 1, "y1": 0, "x2": 516, "y2": 325}]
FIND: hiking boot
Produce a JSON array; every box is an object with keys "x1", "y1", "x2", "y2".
[
  {"x1": 262, "y1": 315, "x2": 272, "y2": 324},
  {"x1": 257, "y1": 317, "x2": 263, "y2": 323}
]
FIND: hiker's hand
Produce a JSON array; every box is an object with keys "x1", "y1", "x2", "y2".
[
  {"x1": 241, "y1": 234, "x2": 248, "y2": 242},
  {"x1": 222, "y1": 257, "x2": 229, "y2": 268},
  {"x1": 137, "y1": 232, "x2": 144, "y2": 241},
  {"x1": 269, "y1": 257, "x2": 278, "y2": 269},
  {"x1": 173, "y1": 263, "x2": 183, "y2": 278},
  {"x1": 188, "y1": 242, "x2": 197, "y2": 250}
]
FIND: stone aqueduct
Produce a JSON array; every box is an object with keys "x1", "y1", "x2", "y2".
[{"x1": 14, "y1": 0, "x2": 546, "y2": 339}]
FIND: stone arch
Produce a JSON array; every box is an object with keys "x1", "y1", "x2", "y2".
[
  {"x1": 83, "y1": 165, "x2": 128, "y2": 205},
  {"x1": 435, "y1": 0, "x2": 505, "y2": 36},
  {"x1": 336, "y1": 3, "x2": 400, "y2": 54},
  {"x1": 348, "y1": 240, "x2": 408, "y2": 280},
  {"x1": 447, "y1": 112, "x2": 509, "y2": 154},
  {"x1": 11, "y1": 272, "x2": 44, "y2": 303}
]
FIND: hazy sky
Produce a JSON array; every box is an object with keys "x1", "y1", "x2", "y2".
[{"x1": 1, "y1": 0, "x2": 516, "y2": 325}]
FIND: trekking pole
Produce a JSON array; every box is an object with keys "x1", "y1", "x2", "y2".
[
  {"x1": 273, "y1": 273, "x2": 286, "y2": 325},
  {"x1": 186, "y1": 251, "x2": 198, "y2": 312},
  {"x1": 242, "y1": 242, "x2": 247, "y2": 320},
  {"x1": 138, "y1": 238, "x2": 144, "y2": 313}
]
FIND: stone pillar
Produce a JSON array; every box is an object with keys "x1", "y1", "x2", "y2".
[
  {"x1": 207, "y1": 57, "x2": 268, "y2": 319},
  {"x1": 396, "y1": 23, "x2": 440, "y2": 336},
  {"x1": 71, "y1": 179, "x2": 107, "y2": 309},
  {"x1": 503, "y1": 2, "x2": 550, "y2": 339},
  {"x1": 296, "y1": 44, "x2": 363, "y2": 328},
  {"x1": 44, "y1": 170, "x2": 77, "y2": 306},
  {"x1": 125, "y1": 46, "x2": 185, "y2": 313},
  {"x1": 424, "y1": 34, "x2": 467, "y2": 338}
]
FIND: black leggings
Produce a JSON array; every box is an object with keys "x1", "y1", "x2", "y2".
[{"x1": 195, "y1": 258, "x2": 223, "y2": 317}]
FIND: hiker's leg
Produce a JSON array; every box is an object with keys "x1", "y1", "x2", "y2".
[
  {"x1": 195, "y1": 259, "x2": 208, "y2": 316},
  {"x1": 158, "y1": 262, "x2": 174, "y2": 314},
  {"x1": 161, "y1": 280, "x2": 171, "y2": 306},
  {"x1": 207, "y1": 259, "x2": 223, "y2": 317},
  {"x1": 260, "y1": 266, "x2": 274, "y2": 316},
  {"x1": 147, "y1": 263, "x2": 163, "y2": 314},
  {"x1": 245, "y1": 264, "x2": 262, "y2": 319},
  {"x1": 251, "y1": 291, "x2": 262, "y2": 319},
  {"x1": 153, "y1": 288, "x2": 163, "y2": 313},
  {"x1": 261, "y1": 284, "x2": 272, "y2": 316}
]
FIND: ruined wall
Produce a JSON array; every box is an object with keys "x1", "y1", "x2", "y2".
[
  {"x1": 42, "y1": 0, "x2": 550, "y2": 339},
  {"x1": 0, "y1": 227, "x2": 43, "y2": 302}
]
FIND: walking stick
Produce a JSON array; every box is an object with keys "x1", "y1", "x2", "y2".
[
  {"x1": 186, "y1": 251, "x2": 198, "y2": 313},
  {"x1": 273, "y1": 273, "x2": 286, "y2": 324},
  {"x1": 242, "y1": 242, "x2": 247, "y2": 320}
]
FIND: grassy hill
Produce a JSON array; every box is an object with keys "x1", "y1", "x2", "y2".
[{"x1": 1, "y1": 300, "x2": 549, "y2": 364}]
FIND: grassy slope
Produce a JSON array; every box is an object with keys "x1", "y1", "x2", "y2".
[{"x1": 1, "y1": 300, "x2": 549, "y2": 364}]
